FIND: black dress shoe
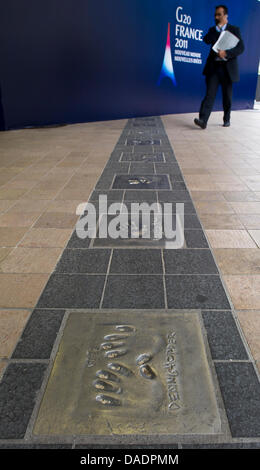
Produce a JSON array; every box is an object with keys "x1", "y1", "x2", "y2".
[
  {"x1": 223, "y1": 121, "x2": 230, "y2": 127},
  {"x1": 194, "y1": 118, "x2": 207, "y2": 129}
]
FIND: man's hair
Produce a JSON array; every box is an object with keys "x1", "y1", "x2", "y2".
[{"x1": 215, "y1": 5, "x2": 228, "y2": 15}]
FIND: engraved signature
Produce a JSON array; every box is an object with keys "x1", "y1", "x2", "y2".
[{"x1": 164, "y1": 331, "x2": 182, "y2": 411}]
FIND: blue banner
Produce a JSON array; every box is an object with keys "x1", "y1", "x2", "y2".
[{"x1": 0, "y1": 0, "x2": 259, "y2": 129}]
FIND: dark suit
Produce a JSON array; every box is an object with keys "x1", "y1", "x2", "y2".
[{"x1": 199, "y1": 24, "x2": 244, "y2": 124}]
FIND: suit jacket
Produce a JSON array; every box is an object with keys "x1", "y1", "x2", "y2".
[{"x1": 202, "y1": 24, "x2": 245, "y2": 82}]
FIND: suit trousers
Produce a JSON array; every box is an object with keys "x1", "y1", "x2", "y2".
[{"x1": 199, "y1": 62, "x2": 233, "y2": 124}]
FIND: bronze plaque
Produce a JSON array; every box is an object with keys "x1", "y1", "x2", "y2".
[{"x1": 34, "y1": 310, "x2": 222, "y2": 437}]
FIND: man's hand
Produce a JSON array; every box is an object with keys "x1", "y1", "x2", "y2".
[{"x1": 218, "y1": 50, "x2": 227, "y2": 59}]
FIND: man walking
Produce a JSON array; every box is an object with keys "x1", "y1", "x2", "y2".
[{"x1": 194, "y1": 5, "x2": 244, "y2": 129}]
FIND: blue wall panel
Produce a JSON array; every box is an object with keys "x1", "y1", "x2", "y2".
[{"x1": 0, "y1": 0, "x2": 259, "y2": 129}]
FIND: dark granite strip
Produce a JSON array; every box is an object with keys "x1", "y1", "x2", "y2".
[
  {"x1": 36, "y1": 274, "x2": 106, "y2": 309},
  {"x1": 162, "y1": 154, "x2": 177, "y2": 163},
  {"x1": 183, "y1": 215, "x2": 202, "y2": 229},
  {"x1": 163, "y1": 250, "x2": 218, "y2": 275},
  {"x1": 104, "y1": 162, "x2": 130, "y2": 172},
  {"x1": 110, "y1": 249, "x2": 163, "y2": 274},
  {"x1": 165, "y1": 202, "x2": 196, "y2": 213},
  {"x1": 55, "y1": 248, "x2": 111, "y2": 273},
  {"x1": 102, "y1": 275, "x2": 165, "y2": 309},
  {"x1": 124, "y1": 190, "x2": 157, "y2": 202},
  {"x1": 121, "y1": 201, "x2": 161, "y2": 213},
  {"x1": 89, "y1": 190, "x2": 124, "y2": 202},
  {"x1": 161, "y1": 214, "x2": 202, "y2": 230},
  {"x1": 165, "y1": 275, "x2": 231, "y2": 310},
  {"x1": 184, "y1": 230, "x2": 209, "y2": 248},
  {"x1": 66, "y1": 230, "x2": 92, "y2": 249},
  {"x1": 132, "y1": 148, "x2": 165, "y2": 155},
  {"x1": 0, "y1": 363, "x2": 47, "y2": 439},
  {"x1": 106, "y1": 150, "x2": 122, "y2": 160},
  {"x1": 12, "y1": 309, "x2": 65, "y2": 359},
  {"x1": 127, "y1": 129, "x2": 162, "y2": 135},
  {"x1": 214, "y1": 363, "x2": 260, "y2": 437},
  {"x1": 170, "y1": 182, "x2": 187, "y2": 190},
  {"x1": 202, "y1": 311, "x2": 249, "y2": 360},
  {"x1": 95, "y1": 177, "x2": 114, "y2": 190},
  {"x1": 124, "y1": 201, "x2": 196, "y2": 214},
  {"x1": 120, "y1": 145, "x2": 160, "y2": 153},
  {"x1": 157, "y1": 191, "x2": 191, "y2": 202}
]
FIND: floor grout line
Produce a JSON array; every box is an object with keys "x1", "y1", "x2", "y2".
[
  {"x1": 99, "y1": 249, "x2": 114, "y2": 309},
  {"x1": 213, "y1": 359, "x2": 252, "y2": 363},
  {"x1": 161, "y1": 249, "x2": 168, "y2": 309}
]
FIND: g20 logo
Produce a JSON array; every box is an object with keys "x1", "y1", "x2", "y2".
[{"x1": 176, "y1": 6, "x2": 191, "y2": 24}]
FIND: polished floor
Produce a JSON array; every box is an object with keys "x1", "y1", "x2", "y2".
[{"x1": 0, "y1": 109, "x2": 260, "y2": 448}]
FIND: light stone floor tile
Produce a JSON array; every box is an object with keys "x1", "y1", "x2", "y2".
[
  {"x1": 213, "y1": 249, "x2": 260, "y2": 274},
  {"x1": 181, "y1": 168, "x2": 210, "y2": 175},
  {"x1": 222, "y1": 192, "x2": 260, "y2": 202},
  {"x1": 55, "y1": 187, "x2": 92, "y2": 201},
  {"x1": 238, "y1": 215, "x2": 260, "y2": 229},
  {"x1": 240, "y1": 176, "x2": 260, "y2": 185},
  {"x1": 18, "y1": 228, "x2": 73, "y2": 248},
  {"x1": 229, "y1": 202, "x2": 260, "y2": 214},
  {"x1": 183, "y1": 175, "x2": 218, "y2": 191},
  {"x1": 0, "y1": 180, "x2": 36, "y2": 191},
  {"x1": 0, "y1": 200, "x2": 16, "y2": 213},
  {"x1": 35, "y1": 180, "x2": 68, "y2": 190},
  {"x1": 0, "y1": 212, "x2": 43, "y2": 228},
  {"x1": 63, "y1": 176, "x2": 99, "y2": 190},
  {"x1": 244, "y1": 183, "x2": 260, "y2": 192},
  {"x1": 236, "y1": 310, "x2": 260, "y2": 365},
  {"x1": 33, "y1": 212, "x2": 78, "y2": 229},
  {"x1": 0, "y1": 227, "x2": 28, "y2": 247},
  {"x1": 190, "y1": 191, "x2": 226, "y2": 201},
  {"x1": 0, "y1": 309, "x2": 31, "y2": 357},
  {"x1": 22, "y1": 188, "x2": 62, "y2": 200},
  {"x1": 0, "y1": 247, "x2": 13, "y2": 266},
  {"x1": 215, "y1": 182, "x2": 251, "y2": 192},
  {"x1": 1, "y1": 247, "x2": 63, "y2": 273},
  {"x1": 233, "y1": 168, "x2": 260, "y2": 176},
  {"x1": 200, "y1": 214, "x2": 244, "y2": 230},
  {"x1": 7, "y1": 199, "x2": 51, "y2": 213},
  {"x1": 45, "y1": 200, "x2": 83, "y2": 213},
  {"x1": 205, "y1": 230, "x2": 257, "y2": 248},
  {"x1": 248, "y1": 230, "x2": 260, "y2": 248},
  {"x1": 224, "y1": 275, "x2": 260, "y2": 310},
  {"x1": 207, "y1": 168, "x2": 236, "y2": 175},
  {"x1": 242, "y1": 181, "x2": 260, "y2": 191},
  {"x1": 12, "y1": 170, "x2": 50, "y2": 181},
  {"x1": 211, "y1": 175, "x2": 243, "y2": 183},
  {"x1": 0, "y1": 188, "x2": 29, "y2": 200},
  {"x1": 194, "y1": 201, "x2": 234, "y2": 215},
  {"x1": 0, "y1": 273, "x2": 49, "y2": 308}
]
